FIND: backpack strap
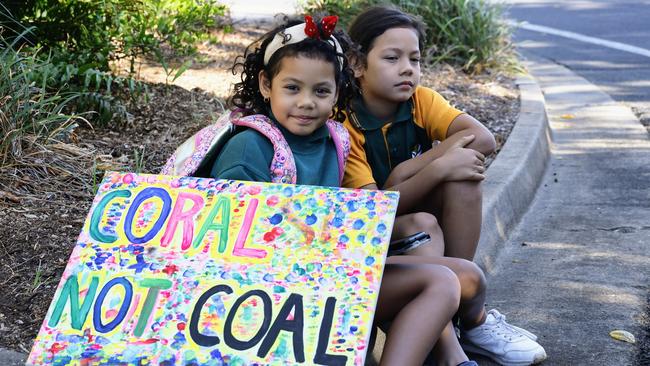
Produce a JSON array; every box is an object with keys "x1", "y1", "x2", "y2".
[
  {"x1": 325, "y1": 119, "x2": 351, "y2": 185},
  {"x1": 232, "y1": 115, "x2": 297, "y2": 184},
  {"x1": 162, "y1": 112, "x2": 347, "y2": 186},
  {"x1": 161, "y1": 109, "x2": 246, "y2": 176}
]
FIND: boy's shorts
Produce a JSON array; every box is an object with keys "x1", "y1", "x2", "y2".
[{"x1": 387, "y1": 231, "x2": 431, "y2": 256}]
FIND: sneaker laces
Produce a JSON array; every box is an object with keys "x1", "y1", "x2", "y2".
[{"x1": 485, "y1": 309, "x2": 529, "y2": 341}]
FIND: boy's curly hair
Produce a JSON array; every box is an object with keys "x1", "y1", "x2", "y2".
[{"x1": 228, "y1": 17, "x2": 358, "y2": 123}]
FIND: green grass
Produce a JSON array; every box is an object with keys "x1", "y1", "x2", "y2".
[
  {"x1": 133, "y1": 146, "x2": 146, "y2": 173},
  {"x1": 0, "y1": 31, "x2": 85, "y2": 168},
  {"x1": 31, "y1": 259, "x2": 43, "y2": 293}
]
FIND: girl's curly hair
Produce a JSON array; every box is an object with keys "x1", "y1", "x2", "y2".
[{"x1": 228, "y1": 17, "x2": 358, "y2": 122}]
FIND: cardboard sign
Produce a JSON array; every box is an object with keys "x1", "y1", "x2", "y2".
[{"x1": 28, "y1": 172, "x2": 399, "y2": 365}]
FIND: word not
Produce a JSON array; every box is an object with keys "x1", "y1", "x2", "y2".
[
  {"x1": 89, "y1": 188, "x2": 266, "y2": 259},
  {"x1": 48, "y1": 275, "x2": 171, "y2": 338}
]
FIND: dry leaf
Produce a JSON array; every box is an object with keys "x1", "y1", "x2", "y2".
[
  {"x1": 609, "y1": 330, "x2": 636, "y2": 344},
  {"x1": 0, "y1": 190, "x2": 21, "y2": 203},
  {"x1": 560, "y1": 114, "x2": 576, "y2": 120}
]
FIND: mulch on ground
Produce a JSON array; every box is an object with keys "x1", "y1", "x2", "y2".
[{"x1": 0, "y1": 25, "x2": 518, "y2": 353}]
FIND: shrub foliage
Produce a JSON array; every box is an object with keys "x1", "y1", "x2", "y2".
[
  {"x1": 302, "y1": 0, "x2": 517, "y2": 73},
  {"x1": 1, "y1": 1, "x2": 227, "y2": 124},
  {"x1": 3, "y1": 0, "x2": 227, "y2": 72}
]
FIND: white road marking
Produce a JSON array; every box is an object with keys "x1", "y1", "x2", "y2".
[{"x1": 512, "y1": 21, "x2": 650, "y2": 58}]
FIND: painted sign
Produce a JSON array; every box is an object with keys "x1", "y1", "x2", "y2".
[{"x1": 28, "y1": 172, "x2": 399, "y2": 365}]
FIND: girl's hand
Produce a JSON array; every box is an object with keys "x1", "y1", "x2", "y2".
[{"x1": 434, "y1": 135, "x2": 486, "y2": 181}]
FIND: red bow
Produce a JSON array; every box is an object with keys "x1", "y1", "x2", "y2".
[{"x1": 304, "y1": 15, "x2": 339, "y2": 40}]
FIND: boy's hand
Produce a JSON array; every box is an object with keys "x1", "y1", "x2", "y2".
[{"x1": 434, "y1": 135, "x2": 486, "y2": 181}]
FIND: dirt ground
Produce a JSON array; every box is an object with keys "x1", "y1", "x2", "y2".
[{"x1": 0, "y1": 25, "x2": 519, "y2": 353}]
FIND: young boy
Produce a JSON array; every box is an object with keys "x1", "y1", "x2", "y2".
[{"x1": 343, "y1": 6, "x2": 547, "y2": 365}]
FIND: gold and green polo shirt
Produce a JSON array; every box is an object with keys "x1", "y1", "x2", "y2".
[{"x1": 342, "y1": 86, "x2": 463, "y2": 189}]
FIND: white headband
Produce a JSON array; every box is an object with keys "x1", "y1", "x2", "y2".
[{"x1": 263, "y1": 21, "x2": 344, "y2": 70}]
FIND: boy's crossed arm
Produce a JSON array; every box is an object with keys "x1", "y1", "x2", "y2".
[
  {"x1": 377, "y1": 114, "x2": 496, "y2": 214},
  {"x1": 446, "y1": 113, "x2": 497, "y2": 155}
]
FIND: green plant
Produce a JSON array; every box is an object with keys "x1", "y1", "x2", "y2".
[
  {"x1": 31, "y1": 259, "x2": 43, "y2": 293},
  {"x1": 399, "y1": 0, "x2": 517, "y2": 73},
  {"x1": 91, "y1": 159, "x2": 100, "y2": 195},
  {"x1": 2, "y1": 0, "x2": 227, "y2": 72},
  {"x1": 0, "y1": 30, "x2": 86, "y2": 167},
  {"x1": 298, "y1": 0, "x2": 376, "y2": 27},
  {"x1": 132, "y1": 146, "x2": 146, "y2": 173},
  {"x1": 158, "y1": 55, "x2": 194, "y2": 85}
]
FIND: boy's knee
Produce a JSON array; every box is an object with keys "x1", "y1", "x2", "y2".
[{"x1": 456, "y1": 260, "x2": 487, "y2": 299}]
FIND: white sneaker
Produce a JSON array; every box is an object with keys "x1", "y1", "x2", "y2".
[{"x1": 460, "y1": 309, "x2": 547, "y2": 366}]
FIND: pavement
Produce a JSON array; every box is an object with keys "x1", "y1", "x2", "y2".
[
  {"x1": 475, "y1": 53, "x2": 649, "y2": 365},
  {"x1": 4, "y1": 26, "x2": 649, "y2": 366},
  {"x1": 224, "y1": 0, "x2": 298, "y2": 21},
  {"x1": 0, "y1": 347, "x2": 26, "y2": 366}
]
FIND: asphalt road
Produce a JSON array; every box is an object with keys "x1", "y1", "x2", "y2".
[
  {"x1": 503, "y1": 1, "x2": 650, "y2": 363},
  {"x1": 504, "y1": 0, "x2": 650, "y2": 129}
]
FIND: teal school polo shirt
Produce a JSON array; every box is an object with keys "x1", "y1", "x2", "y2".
[{"x1": 210, "y1": 119, "x2": 340, "y2": 186}]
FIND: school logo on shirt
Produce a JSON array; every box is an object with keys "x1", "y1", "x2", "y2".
[{"x1": 411, "y1": 143, "x2": 423, "y2": 158}]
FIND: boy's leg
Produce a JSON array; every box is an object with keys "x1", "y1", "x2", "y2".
[
  {"x1": 420, "y1": 180, "x2": 483, "y2": 261},
  {"x1": 387, "y1": 255, "x2": 487, "y2": 329},
  {"x1": 390, "y1": 212, "x2": 486, "y2": 326},
  {"x1": 389, "y1": 257, "x2": 547, "y2": 365},
  {"x1": 405, "y1": 182, "x2": 547, "y2": 364}
]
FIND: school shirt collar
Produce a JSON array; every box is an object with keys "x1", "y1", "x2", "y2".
[{"x1": 351, "y1": 97, "x2": 412, "y2": 131}]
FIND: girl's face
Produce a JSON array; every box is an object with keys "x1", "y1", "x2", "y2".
[
  {"x1": 356, "y1": 27, "x2": 421, "y2": 108},
  {"x1": 259, "y1": 55, "x2": 338, "y2": 136}
]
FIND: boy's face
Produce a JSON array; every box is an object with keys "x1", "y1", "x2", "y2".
[
  {"x1": 259, "y1": 56, "x2": 338, "y2": 136},
  {"x1": 356, "y1": 27, "x2": 421, "y2": 108}
]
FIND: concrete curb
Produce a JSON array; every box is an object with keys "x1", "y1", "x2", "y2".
[{"x1": 474, "y1": 76, "x2": 551, "y2": 273}]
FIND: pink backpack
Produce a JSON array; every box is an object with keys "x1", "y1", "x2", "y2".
[{"x1": 161, "y1": 109, "x2": 351, "y2": 185}]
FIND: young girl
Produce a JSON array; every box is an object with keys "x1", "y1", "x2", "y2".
[
  {"x1": 209, "y1": 15, "x2": 477, "y2": 366},
  {"x1": 343, "y1": 6, "x2": 547, "y2": 366}
]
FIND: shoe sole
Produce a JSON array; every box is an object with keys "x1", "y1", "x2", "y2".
[{"x1": 460, "y1": 342, "x2": 547, "y2": 366}]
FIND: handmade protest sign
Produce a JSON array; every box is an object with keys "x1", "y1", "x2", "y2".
[{"x1": 28, "y1": 172, "x2": 399, "y2": 365}]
